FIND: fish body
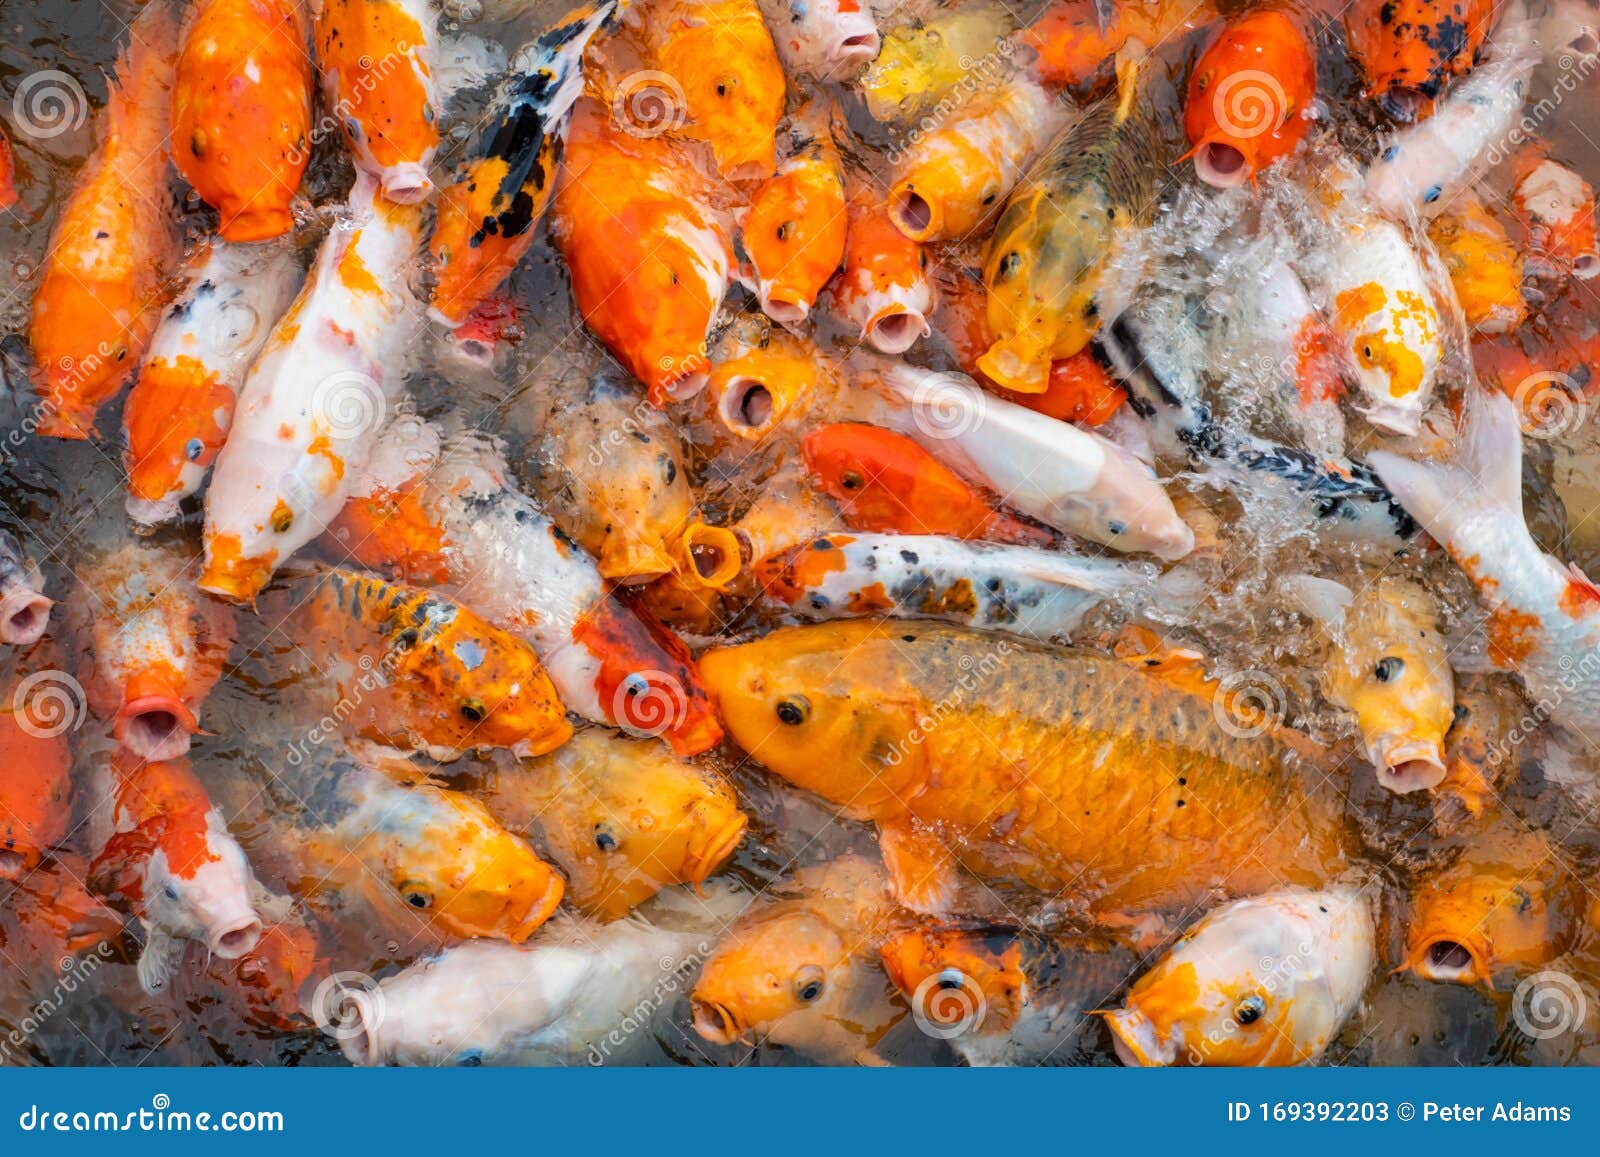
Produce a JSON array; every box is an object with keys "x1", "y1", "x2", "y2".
[
  {"x1": 0, "y1": 654, "x2": 73, "y2": 879},
  {"x1": 757, "y1": 0, "x2": 878, "y2": 80},
  {"x1": 700, "y1": 622, "x2": 1348, "y2": 917},
  {"x1": 338, "y1": 419, "x2": 723, "y2": 754},
  {"x1": 880, "y1": 924, "x2": 1137, "y2": 1066},
  {"x1": 862, "y1": 362, "x2": 1193, "y2": 559},
  {"x1": 1513, "y1": 151, "x2": 1600, "y2": 281},
  {"x1": 316, "y1": 0, "x2": 440, "y2": 203},
  {"x1": 1370, "y1": 389, "x2": 1600, "y2": 730},
  {"x1": 888, "y1": 74, "x2": 1064, "y2": 242},
  {"x1": 1183, "y1": 9, "x2": 1315, "y2": 188},
  {"x1": 428, "y1": 3, "x2": 615, "y2": 324},
  {"x1": 123, "y1": 239, "x2": 304, "y2": 525},
  {"x1": 0, "y1": 125, "x2": 17, "y2": 209},
  {"x1": 69, "y1": 540, "x2": 235, "y2": 763},
  {"x1": 1425, "y1": 194, "x2": 1528, "y2": 334},
  {"x1": 692, "y1": 857, "x2": 906, "y2": 1065},
  {"x1": 741, "y1": 112, "x2": 848, "y2": 325},
  {"x1": 289, "y1": 567, "x2": 572, "y2": 761},
  {"x1": 832, "y1": 194, "x2": 936, "y2": 354},
  {"x1": 979, "y1": 81, "x2": 1159, "y2": 392},
  {"x1": 483, "y1": 728, "x2": 745, "y2": 919},
  {"x1": 754, "y1": 532, "x2": 1156, "y2": 641},
  {"x1": 552, "y1": 99, "x2": 733, "y2": 403},
  {"x1": 87, "y1": 751, "x2": 266, "y2": 993},
  {"x1": 201, "y1": 175, "x2": 421, "y2": 603},
  {"x1": 802, "y1": 422, "x2": 1049, "y2": 546},
  {"x1": 862, "y1": 6, "x2": 1016, "y2": 125},
  {"x1": 0, "y1": 532, "x2": 52, "y2": 647},
  {"x1": 172, "y1": 0, "x2": 311, "y2": 240},
  {"x1": 1105, "y1": 888, "x2": 1376, "y2": 1066},
  {"x1": 1344, "y1": 0, "x2": 1497, "y2": 121},
  {"x1": 30, "y1": 4, "x2": 179, "y2": 440}
]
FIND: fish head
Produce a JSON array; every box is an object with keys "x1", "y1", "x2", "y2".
[
  {"x1": 691, "y1": 903, "x2": 852, "y2": 1045},
  {"x1": 699, "y1": 623, "x2": 928, "y2": 807},
  {"x1": 139, "y1": 814, "x2": 263, "y2": 960},
  {"x1": 709, "y1": 336, "x2": 826, "y2": 439},
  {"x1": 536, "y1": 737, "x2": 747, "y2": 919},
  {"x1": 879, "y1": 925, "x2": 1026, "y2": 1035},
  {"x1": 1105, "y1": 891, "x2": 1373, "y2": 1066},
  {"x1": 1183, "y1": 10, "x2": 1314, "y2": 188},
  {"x1": 800, "y1": 423, "x2": 933, "y2": 520},
  {"x1": 384, "y1": 602, "x2": 572, "y2": 759},
  {"x1": 860, "y1": 27, "x2": 938, "y2": 123},
  {"x1": 743, "y1": 156, "x2": 847, "y2": 323},
  {"x1": 123, "y1": 357, "x2": 234, "y2": 518},
  {"x1": 891, "y1": 137, "x2": 1006, "y2": 241},
  {"x1": 1343, "y1": 0, "x2": 1479, "y2": 121},
  {"x1": 1324, "y1": 579, "x2": 1454, "y2": 793},
  {"x1": 1404, "y1": 831, "x2": 1573, "y2": 987},
  {"x1": 1078, "y1": 442, "x2": 1196, "y2": 560},
  {"x1": 659, "y1": 8, "x2": 786, "y2": 182},
  {"x1": 375, "y1": 788, "x2": 564, "y2": 942},
  {"x1": 1334, "y1": 281, "x2": 1437, "y2": 435}
]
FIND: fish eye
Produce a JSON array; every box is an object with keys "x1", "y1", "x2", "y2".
[
  {"x1": 1373, "y1": 656, "x2": 1405, "y2": 683},
  {"x1": 1234, "y1": 994, "x2": 1266, "y2": 1025},
  {"x1": 1197, "y1": 73, "x2": 1210, "y2": 90},
  {"x1": 998, "y1": 252, "x2": 1021, "y2": 280},
  {"x1": 594, "y1": 823, "x2": 619, "y2": 852},
  {"x1": 775, "y1": 696, "x2": 811, "y2": 726},
  {"x1": 163, "y1": 883, "x2": 179, "y2": 901},
  {"x1": 840, "y1": 470, "x2": 864, "y2": 490},
  {"x1": 1107, "y1": 519, "x2": 1127, "y2": 536},
  {"x1": 1361, "y1": 344, "x2": 1374, "y2": 362},
  {"x1": 936, "y1": 969, "x2": 964, "y2": 991},
  {"x1": 184, "y1": 437, "x2": 205, "y2": 461},
  {"x1": 460, "y1": 697, "x2": 487, "y2": 722},
  {"x1": 394, "y1": 627, "x2": 420, "y2": 650},
  {"x1": 777, "y1": 220, "x2": 796, "y2": 241},
  {"x1": 794, "y1": 965, "x2": 825, "y2": 1003},
  {"x1": 399, "y1": 882, "x2": 433, "y2": 910}
]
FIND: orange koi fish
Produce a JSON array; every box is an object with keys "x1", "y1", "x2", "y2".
[
  {"x1": 201, "y1": 176, "x2": 421, "y2": 603},
  {"x1": 172, "y1": 0, "x2": 312, "y2": 240},
  {"x1": 69, "y1": 539, "x2": 235, "y2": 763},
  {"x1": 831, "y1": 194, "x2": 936, "y2": 354},
  {"x1": 29, "y1": 3, "x2": 179, "y2": 440},
  {"x1": 332, "y1": 417, "x2": 724, "y2": 755},
  {"x1": 741, "y1": 108, "x2": 848, "y2": 325},
  {"x1": 802, "y1": 423, "x2": 1049, "y2": 545},
  {"x1": 0, "y1": 125, "x2": 18, "y2": 210},
  {"x1": 90, "y1": 750, "x2": 267, "y2": 992},
  {"x1": 1425, "y1": 192, "x2": 1527, "y2": 334},
  {"x1": 1344, "y1": 0, "x2": 1497, "y2": 121},
  {"x1": 2, "y1": 855, "x2": 126, "y2": 969},
  {"x1": 286, "y1": 567, "x2": 572, "y2": 761},
  {"x1": 316, "y1": 0, "x2": 439, "y2": 203},
  {"x1": 0, "y1": 652, "x2": 73, "y2": 879},
  {"x1": 1183, "y1": 9, "x2": 1315, "y2": 188},
  {"x1": 1514, "y1": 146, "x2": 1600, "y2": 282},
  {"x1": 428, "y1": 3, "x2": 617, "y2": 325},
  {"x1": 552, "y1": 98, "x2": 734, "y2": 404},
  {"x1": 706, "y1": 325, "x2": 835, "y2": 440},
  {"x1": 1024, "y1": 0, "x2": 1215, "y2": 94},
  {"x1": 123, "y1": 239, "x2": 304, "y2": 525}
]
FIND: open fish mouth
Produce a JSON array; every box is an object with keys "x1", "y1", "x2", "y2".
[
  {"x1": 690, "y1": 998, "x2": 744, "y2": 1045},
  {"x1": 1369, "y1": 737, "x2": 1447, "y2": 794},
  {"x1": 115, "y1": 695, "x2": 199, "y2": 762},
  {"x1": 1404, "y1": 936, "x2": 1489, "y2": 986},
  {"x1": 1191, "y1": 140, "x2": 1252, "y2": 189},
  {"x1": 1101, "y1": 1007, "x2": 1178, "y2": 1067},
  {"x1": 0, "y1": 583, "x2": 51, "y2": 645}
]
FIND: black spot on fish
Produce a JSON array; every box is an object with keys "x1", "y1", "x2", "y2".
[{"x1": 899, "y1": 550, "x2": 918, "y2": 564}]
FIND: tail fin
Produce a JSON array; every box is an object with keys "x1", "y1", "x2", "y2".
[{"x1": 1367, "y1": 388, "x2": 1523, "y2": 548}]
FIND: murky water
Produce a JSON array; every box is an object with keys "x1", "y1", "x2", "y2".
[{"x1": 3, "y1": 0, "x2": 1600, "y2": 1066}]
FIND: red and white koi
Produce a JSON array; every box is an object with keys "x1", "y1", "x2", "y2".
[
  {"x1": 757, "y1": 0, "x2": 878, "y2": 81},
  {"x1": 1514, "y1": 150, "x2": 1600, "y2": 281}
]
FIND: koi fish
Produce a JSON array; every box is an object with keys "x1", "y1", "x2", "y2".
[
  {"x1": 692, "y1": 857, "x2": 906, "y2": 1065},
  {"x1": 859, "y1": 361, "x2": 1194, "y2": 559},
  {"x1": 88, "y1": 751, "x2": 269, "y2": 993},
  {"x1": 1023, "y1": 0, "x2": 1214, "y2": 95},
  {"x1": 315, "y1": 0, "x2": 439, "y2": 203},
  {"x1": 427, "y1": 3, "x2": 616, "y2": 324},
  {"x1": 0, "y1": 532, "x2": 51, "y2": 647},
  {"x1": 707, "y1": 327, "x2": 834, "y2": 440},
  {"x1": 757, "y1": 0, "x2": 878, "y2": 80},
  {"x1": 1370, "y1": 388, "x2": 1600, "y2": 732},
  {"x1": 1282, "y1": 574, "x2": 1456, "y2": 793},
  {"x1": 0, "y1": 125, "x2": 19, "y2": 210},
  {"x1": 741, "y1": 108, "x2": 848, "y2": 325},
  {"x1": 285, "y1": 567, "x2": 572, "y2": 761},
  {"x1": 1104, "y1": 888, "x2": 1376, "y2": 1066},
  {"x1": 754, "y1": 533, "x2": 1165, "y2": 641},
  {"x1": 861, "y1": 6, "x2": 1016, "y2": 125},
  {"x1": 335, "y1": 417, "x2": 724, "y2": 755},
  {"x1": 1345, "y1": 0, "x2": 1497, "y2": 121},
  {"x1": 1425, "y1": 193, "x2": 1528, "y2": 334},
  {"x1": 831, "y1": 194, "x2": 936, "y2": 354},
  {"x1": 551, "y1": 98, "x2": 733, "y2": 403},
  {"x1": 184, "y1": 917, "x2": 325, "y2": 1031},
  {"x1": 0, "y1": 654, "x2": 73, "y2": 878},
  {"x1": 68, "y1": 539, "x2": 236, "y2": 762},
  {"x1": 880, "y1": 924, "x2": 1138, "y2": 1066},
  {"x1": 201, "y1": 175, "x2": 422, "y2": 603},
  {"x1": 482, "y1": 728, "x2": 746, "y2": 919},
  {"x1": 339, "y1": 885, "x2": 749, "y2": 1065},
  {"x1": 1183, "y1": 9, "x2": 1315, "y2": 188},
  {"x1": 29, "y1": 2, "x2": 179, "y2": 439},
  {"x1": 123, "y1": 239, "x2": 304, "y2": 525},
  {"x1": 888, "y1": 74, "x2": 1065, "y2": 242},
  {"x1": 700, "y1": 622, "x2": 1348, "y2": 917},
  {"x1": 1513, "y1": 148, "x2": 1600, "y2": 281},
  {"x1": 980, "y1": 59, "x2": 1159, "y2": 392}
]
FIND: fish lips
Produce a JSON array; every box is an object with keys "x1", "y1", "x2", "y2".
[{"x1": 1367, "y1": 736, "x2": 1447, "y2": 794}]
